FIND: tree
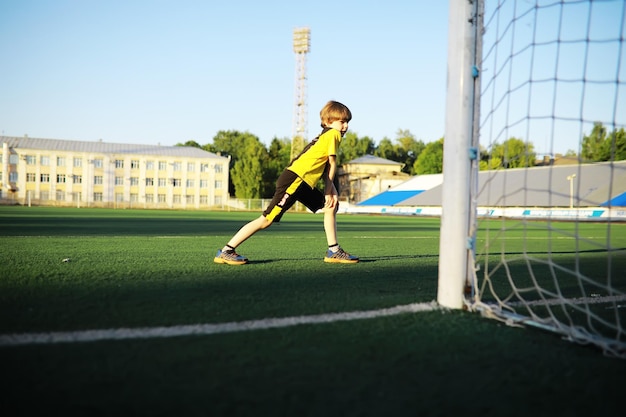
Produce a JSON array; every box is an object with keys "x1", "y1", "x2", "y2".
[
  {"x1": 264, "y1": 137, "x2": 292, "y2": 197},
  {"x1": 395, "y1": 129, "x2": 425, "y2": 175},
  {"x1": 414, "y1": 138, "x2": 444, "y2": 174},
  {"x1": 490, "y1": 138, "x2": 536, "y2": 168},
  {"x1": 231, "y1": 147, "x2": 264, "y2": 199},
  {"x1": 176, "y1": 140, "x2": 202, "y2": 148},
  {"x1": 209, "y1": 130, "x2": 268, "y2": 198},
  {"x1": 581, "y1": 122, "x2": 607, "y2": 161},
  {"x1": 581, "y1": 123, "x2": 626, "y2": 162},
  {"x1": 606, "y1": 128, "x2": 626, "y2": 161},
  {"x1": 337, "y1": 132, "x2": 375, "y2": 164},
  {"x1": 373, "y1": 137, "x2": 397, "y2": 160},
  {"x1": 479, "y1": 156, "x2": 502, "y2": 171}
]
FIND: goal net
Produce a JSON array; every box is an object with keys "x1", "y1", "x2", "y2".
[{"x1": 439, "y1": 0, "x2": 626, "y2": 358}]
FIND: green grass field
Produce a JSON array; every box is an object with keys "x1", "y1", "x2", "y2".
[{"x1": 1, "y1": 206, "x2": 625, "y2": 417}]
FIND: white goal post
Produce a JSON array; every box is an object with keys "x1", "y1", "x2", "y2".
[{"x1": 438, "y1": 0, "x2": 482, "y2": 309}]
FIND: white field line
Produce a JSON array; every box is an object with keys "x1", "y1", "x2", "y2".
[
  {"x1": 0, "y1": 302, "x2": 439, "y2": 347},
  {"x1": 505, "y1": 294, "x2": 626, "y2": 307}
]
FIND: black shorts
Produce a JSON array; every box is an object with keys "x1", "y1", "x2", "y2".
[{"x1": 262, "y1": 170, "x2": 325, "y2": 223}]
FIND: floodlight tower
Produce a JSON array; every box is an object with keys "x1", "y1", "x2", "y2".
[{"x1": 291, "y1": 27, "x2": 310, "y2": 161}]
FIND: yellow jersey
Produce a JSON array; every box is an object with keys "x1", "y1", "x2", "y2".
[{"x1": 287, "y1": 128, "x2": 341, "y2": 188}]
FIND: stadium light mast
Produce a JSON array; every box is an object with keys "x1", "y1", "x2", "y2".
[{"x1": 291, "y1": 27, "x2": 310, "y2": 161}]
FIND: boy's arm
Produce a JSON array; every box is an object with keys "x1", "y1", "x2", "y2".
[{"x1": 324, "y1": 155, "x2": 338, "y2": 208}]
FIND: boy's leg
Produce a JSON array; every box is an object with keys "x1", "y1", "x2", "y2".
[
  {"x1": 214, "y1": 216, "x2": 271, "y2": 265},
  {"x1": 296, "y1": 187, "x2": 357, "y2": 262},
  {"x1": 215, "y1": 170, "x2": 301, "y2": 265},
  {"x1": 321, "y1": 204, "x2": 359, "y2": 264},
  {"x1": 323, "y1": 205, "x2": 338, "y2": 246},
  {"x1": 226, "y1": 215, "x2": 272, "y2": 249}
]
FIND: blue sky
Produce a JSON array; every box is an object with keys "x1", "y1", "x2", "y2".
[
  {"x1": 1, "y1": 0, "x2": 623, "y2": 155},
  {"x1": 0, "y1": 0, "x2": 449, "y2": 149}
]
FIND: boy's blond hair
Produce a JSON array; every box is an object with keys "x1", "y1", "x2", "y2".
[{"x1": 320, "y1": 100, "x2": 352, "y2": 128}]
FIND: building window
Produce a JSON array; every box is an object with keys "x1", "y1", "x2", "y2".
[
  {"x1": 146, "y1": 160, "x2": 154, "y2": 170},
  {"x1": 200, "y1": 195, "x2": 208, "y2": 204},
  {"x1": 158, "y1": 194, "x2": 166, "y2": 203},
  {"x1": 93, "y1": 159, "x2": 103, "y2": 168},
  {"x1": 56, "y1": 174, "x2": 66, "y2": 183},
  {"x1": 115, "y1": 159, "x2": 124, "y2": 168},
  {"x1": 186, "y1": 195, "x2": 194, "y2": 204},
  {"x1": 94, "y1": 192, "x2": 103, "y2": 202},
  {"x1": 173, "y1": 194, "x2": 181, "y2": 204},
  {"x1": 158, "y1": 178, "x2": 166, "y2": 187},
  {"x1": 145, "y1": 194, "x2": 154, "y2": 203},
  {"x1": 72, "y1": 192, "x2": 82, "y2": 202},
  {"x1": 200, "y1": 163, "x2": 208, "y2": 173},
  {"x1": 129, "y1": 177, "x2": 138, "y2": 186},
  {"x1": 56, "y1": 190, "x2": 65, "y2": 201},
  {"x1": 115, "y1": 193, "x2": 124, "y2": 202},
  {"x1": 94, "y1": 176, "x2": 103, "y2": 185},
  {"x1": 40, "y1": 173, "x2": 50, "y2": 183},
  {"x1": 73, "y1": 157, "x2": 82, "y2": 167},
  {"x1": 25, "y1": 155, "x2": 37, "y2": 165},
  {"x1": 9, "y1": 172, "x2": 18, "y2": 182},
  {"x1": 171, "y1": 178, "x2": 181, "y2": 187},
  {"x1": 115, "y1": 176, "x2": 124, "y2": 185},
  {"x1": 130, "y1": 193, "x2": 138, "y2": 202},
  {"x1": 158, "y1": 161, "x2": 167, "y2": 171},
  {"x1": 40, "y1": 156, "x2": 50, "y2": 166},
  {"x1": 40, "y1": 191, "x2": 49, "y2": 200},
  {"x1": 215, "y1": 180, "x2": 222, "y2": 189},
  {"x1": 26, "y1": 173, "x2": 37, "y2": 182},
  {"x1": 9, "y1": 154, "x2": 18, "y2": 164},
  {"x1": 200, "y1": 179, "x2": 208, "y2": 188},
  {"x1": 145, "y1": 178, "x2": 154, "y2": 186},
  {"x1": 73, "y1": 175, "x2": 82, "y2": 184},
  {"x1": 215, "y1": 164, "x2": 223, "y2": 173},
  {"x1": 186, "y1": 179, "x2": 194, "y2": 188},
  {"x1": 131, "y1": 160, "x2": 139, "y2": 169},
  {"x1": 187, "y1": 162, "x2": 195, "y2": 172},
  {"x1": 214, "y1": 196, "x2": 222, "y2": 206},
  {"x1": 57, "y1": 157, "x2": 66, "y2": 167},
  {"x1": 172, "y1": 162, "x2": 182, "y2": 171}
]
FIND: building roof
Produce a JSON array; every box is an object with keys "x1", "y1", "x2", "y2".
[
  {"x1": 358, "y1": 174, "x2": 443, "y2": 206},
  {"x1": 396, "y1": 160, "x2": 626, "y2": 207},
  {"x1": 358, "y1": 190, "x2": 424, "y2": 206},
  {"x1": 344, "y1": 154, "x2": 403, "y2": 166},
  {"x1": 1, "y1": 136, "x2": 225, "y2": 159}
]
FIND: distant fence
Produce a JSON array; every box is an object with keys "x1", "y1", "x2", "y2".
[
  {"x1": 0, "y1": 196, "x2": 311, "y2": 212},
  {"x1": 342, "y1": 204, "x2": 626, "y2": 221},
  {"x1": 2, "y1": 196, "x2": 624, "y2": 221}
]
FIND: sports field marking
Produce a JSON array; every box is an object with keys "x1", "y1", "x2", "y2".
[
  {"x1": 506, "y1": 294, "x2": 626, "y2": 307},
  {"x1": 0, "y1": 302, "x2": 439, "y2": 347}
]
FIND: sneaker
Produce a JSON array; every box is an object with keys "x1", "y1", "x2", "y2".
[
  {"x1": 324, "y1": 247, "x2": 359, "y2": 264},
  {"x1": 214, "y1": 249, "x2": 248, "y2": 265}
]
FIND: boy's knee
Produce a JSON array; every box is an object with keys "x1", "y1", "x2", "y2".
[{"x1": 259, "y1": 216, "x2": 273, "y2": 229}]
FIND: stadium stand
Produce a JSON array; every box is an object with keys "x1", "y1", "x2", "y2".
[{"x1": 358, "y1": 161, "x2": 626, "y2": 208}]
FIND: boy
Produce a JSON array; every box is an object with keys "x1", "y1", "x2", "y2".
[{"x1": 214, "y1": 100, "x2": 359, "y2": 265}]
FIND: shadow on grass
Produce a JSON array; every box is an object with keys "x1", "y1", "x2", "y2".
[
  {"x1": 0, "y1": 259, "x2": 440, "y2": 334},
  {"x1": 247, "y1": 254, "x2": 438, "y2": 264}
]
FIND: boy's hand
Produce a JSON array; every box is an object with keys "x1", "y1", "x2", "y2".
[
  {"x1": 324, "y1": 183, "x2": 338, "y2": 208},
  {"x1": 324, "y1": 193, "x2": 338, "y2": 209}
]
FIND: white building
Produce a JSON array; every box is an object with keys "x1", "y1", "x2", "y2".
[{"x1": 1, "y1": 136, "x2": 230, "y2": 209}]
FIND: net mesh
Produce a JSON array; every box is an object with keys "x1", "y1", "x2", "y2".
[{"x1": 471, "y1": 0, "x2": 626, "y2": 358}]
